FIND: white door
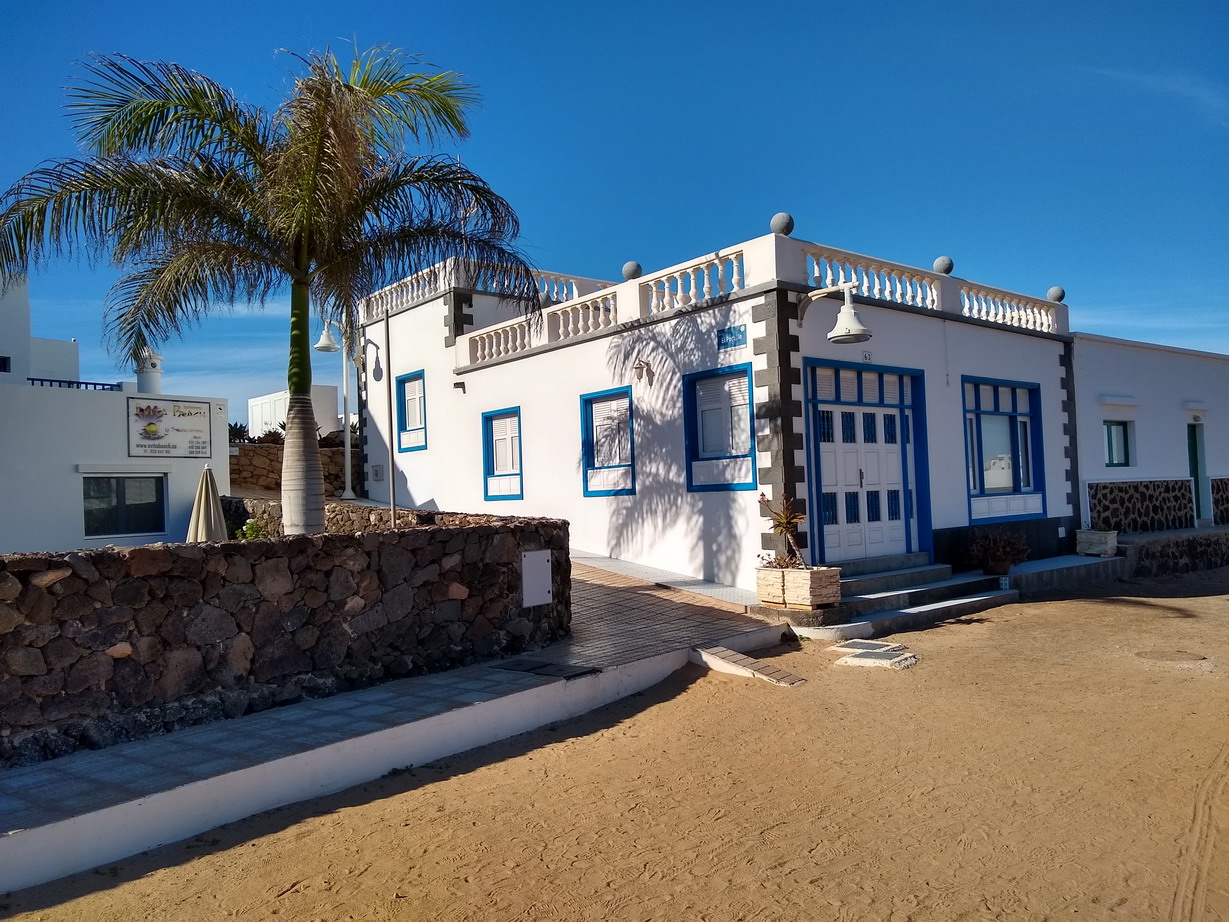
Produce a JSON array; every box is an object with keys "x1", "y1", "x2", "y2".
[{"x1": 819, "y1": 407, "x2": 908, "y2": 562}]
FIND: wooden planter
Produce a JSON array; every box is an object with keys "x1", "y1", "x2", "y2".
[
  {"x1": 756, "y1": 567, "x2": 842, "y2": 609},
  {"x1": 1076, "y1": 529, "x2": 1118, "y2": 558}
]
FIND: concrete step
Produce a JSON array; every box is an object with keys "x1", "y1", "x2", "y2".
[
  {"x1": 839, "y1": 564, "x2": 953, "y2": 598},
  {"x1": 834, "y1": 572, "x2": 1002, "y2": 618},
  {"x1": 791, "y1": 588, "x2": 1020, "y2": 642},
  {"x1": 830, "y1": 551, "x2": 930, "y2": 578}
]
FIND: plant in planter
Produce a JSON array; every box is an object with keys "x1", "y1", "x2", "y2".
[
  {"x1": 967, "y1": 527, "x2": 1031, "y2": 575},
  {"x1": 755, "y1": 493, "x2": 841, "y2": 609}
]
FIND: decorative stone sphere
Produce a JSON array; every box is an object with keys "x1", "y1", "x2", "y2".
[
  {"x1": 933, "y1": 256, "x2": 954, "y2": 275},
  {"x1": 1047, "y1": 286, "x2": 1066, "y2": 303},
  {"x1": 769, "y1": 212, "x2": 795, "y2": 236},
  {"x1": 622, "y1": 261, "x2": 643, "y2": 280}
]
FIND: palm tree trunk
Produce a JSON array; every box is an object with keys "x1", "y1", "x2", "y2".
[{"x1": 281, "y1": 278, "x2": 326, "y2": 534}]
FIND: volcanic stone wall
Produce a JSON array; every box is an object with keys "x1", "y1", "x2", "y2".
[
  {"x1": 0, "y1": 518, "x2": 569, "y2": 769},
  {"x1": 230, "y1": 443, "x2": 362, "y2": 497},
  {"x1": 1213, "y1": 478, "x2": 1229, "y2": 526},
  {"x1": 1087, "y1": 479, "x2": 1195, "y2": 533}
]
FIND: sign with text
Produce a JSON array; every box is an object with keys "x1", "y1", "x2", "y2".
[
  {"x1": 128, "y1": 398, "x2": 213, "y2": 458},
  {"x1": 717, "y1": 324, "x2": 747, "y2": 350}
]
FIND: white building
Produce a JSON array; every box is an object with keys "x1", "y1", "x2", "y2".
[
  {"x1": 0, "y1": 282, "x2": 230, "y2": 554},
  {"x1": 358, "y1": 224, "x2": 1151, "y2": 592},
  {"x1": 247, "y1": 385, "x2": 340, "y2": 437},
  {"x1": 1072, "y1": 333, "x2": 1229, "y2": 533}
]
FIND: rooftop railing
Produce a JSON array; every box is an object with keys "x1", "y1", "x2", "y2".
[
  {"x1": 360, "y1": 234, "x2": 1068, "y2": 368},
  {"x1": 28, "y1": 377, "x2": 121, "y2": 391}
]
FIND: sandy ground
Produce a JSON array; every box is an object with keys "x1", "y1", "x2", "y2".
[{"x1": 6, "y1": 568, "x2": 1229, "y2": 922}]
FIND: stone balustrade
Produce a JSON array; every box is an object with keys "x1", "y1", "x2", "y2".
[
  {"x1": 453, "y1": 233, "x2": 1070, "y2": 368},
  {"x1": 0, "y1": 516, "x2": 570, "y2": 769}
]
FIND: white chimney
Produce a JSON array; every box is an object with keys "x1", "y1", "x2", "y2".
[{"x1": 135, "y1": 349, "x2": 164, "y2": 395}]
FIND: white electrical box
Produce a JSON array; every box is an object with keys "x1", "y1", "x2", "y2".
[{"x1": 521, "y1": 550, "x2": 553, "y2": 607}]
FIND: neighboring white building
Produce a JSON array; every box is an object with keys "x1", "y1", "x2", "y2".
[
  {"x1": 247, "y1": 385, "x2": 339, "y2": 437},
  {"x1": 0, "y1": 282, "x2": 230, "y2": 554},
  {"x1": 357, "y1": 226, "x2": 1145, "y2": 592},
  {"x1": 1072, "y1": 333, "x2": 1229, "y2": 533}
]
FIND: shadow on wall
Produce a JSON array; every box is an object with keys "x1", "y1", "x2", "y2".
[{"x1": 600, "y1": 309, "x2": 748, "y2": 585}]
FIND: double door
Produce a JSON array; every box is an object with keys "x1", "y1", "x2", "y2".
[{"x1": 816, "y1": 406, "x2": 910, "y2": 562}]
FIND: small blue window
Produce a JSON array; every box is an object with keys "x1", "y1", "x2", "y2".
[
  {"x1": 482, "y1": 407, "x2": 522, "y2": 501},
  {"x1": 581, "y1": 387, "x2": 635, "y2": 497},
  {"x1": 683, "y1": 364, "x2": 756, "y2": 492},
  {"x1": 867, "y1": 491, "x2": 882, "y2": 522},
  {"x1": 396, "y1": 371, "x2": 427, "y2": 452},
  {"x1": 841, "y1": 412, "x2": 856, "y2": 443},
  {"x1": 884, "y1": 414, "x2": 898, "y2": 445},
  {"x1": 844, "y1": 492, "x2": 861, "y2": 524}
]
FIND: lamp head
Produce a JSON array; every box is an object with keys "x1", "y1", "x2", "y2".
[
  {"x1": 313, "y1": 323, "x2": 340, "y2": 353},
  {"x1": 826, "y1": 288, "x2": 872, "y2": 344}
]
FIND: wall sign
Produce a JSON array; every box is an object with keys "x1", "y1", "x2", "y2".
[
  {"x1": 128, "y1": 397, "x2": 212, "y2": 458},
  {"x1": 717, "y1": 325, "x2": 747, "y2": 351}
]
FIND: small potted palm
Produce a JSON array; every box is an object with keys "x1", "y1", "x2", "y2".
[{"x1": 756, "y1": 493, "x2": 841, "y2": 609}]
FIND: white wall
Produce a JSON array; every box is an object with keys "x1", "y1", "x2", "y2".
[
  {"x1": 29, "y1": 337, "x2": 81, "y2": 381},
  {"x1": 0, "y1": 385, "x2": 230, "y2": 554},
  {"x1": 794, "y1": 298, "x2": 1072, "y2": 532},
  {"x1": 0, "y1": 279, "x2": 33, "y2": 383},
  {"x1": 247, "y1": 385, "x2": 339, "y2": 436},
  {"x1": 1072, "y1": 332, "x2": 1229, "y2": 522},
  {"x1": 363, "y1": 295, "x2": 770, "y2": 590}
]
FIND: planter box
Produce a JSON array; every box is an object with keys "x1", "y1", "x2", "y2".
[
  {"x1": 1076, "y1": 529, "x2": 1118, "y2": 558},
  {"x1": 756, "y1": 567, "x2": 842, "y2": 609}
]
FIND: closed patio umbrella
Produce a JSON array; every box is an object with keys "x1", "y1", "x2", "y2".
[{"x1": 186, "y1": 464, "x2": 228, "y2": 542}]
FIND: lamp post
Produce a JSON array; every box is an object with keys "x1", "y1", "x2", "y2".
[
  {"x1": 313, "y1": 320, "x2": 356, "y2": 500},
  {"x1": 797, "y1": 281, "x2": 872, "y2": 344}
]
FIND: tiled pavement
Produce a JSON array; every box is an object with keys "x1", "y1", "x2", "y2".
[{"x1": 0, "y1": 558, "x2": 777, "y2": 850}]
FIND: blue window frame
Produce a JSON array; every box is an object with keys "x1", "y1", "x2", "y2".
[
  {"x1": 581, "y1": 387, "x2": 635, "y2": 497},
  {"x1": 682, "y1": 364, "x2": 756, "y2": 492},
  {"x1": 396, "y1": 371, "x2": 427, "y2": 452},
  {"x1": 962, "y1": 377, "x2": 1043, "y2": 500},
  {"x1": 482, "y1": 407, "x2": 522, "y2": 501}
]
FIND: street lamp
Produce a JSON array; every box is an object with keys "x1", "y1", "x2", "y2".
[
  {"x1": 797, "y1": 281, "x2": 872, "y2": 344},
  {"x1": 313, "y1": 320, "x2": 356, "y2": 500}
]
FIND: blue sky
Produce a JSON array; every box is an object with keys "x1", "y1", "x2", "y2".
[{"x1": 3, "y1": 0, "x2": 1227, "y2": 424}]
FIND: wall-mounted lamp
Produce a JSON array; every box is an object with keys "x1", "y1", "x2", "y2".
[
  {"x1": 453, "y1": 381, "x2": 466, "y2": 393},
  {"x1": 798, "y1": 281, "x2": 872, "y2": 344},
  {"x1": 633, "y1": 359, "x2": 653, "y2": 384}
]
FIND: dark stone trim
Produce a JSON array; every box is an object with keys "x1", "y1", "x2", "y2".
[
  {"x1": 1060, "y1": 343, "x2": 1081, "y2": 527},
  {"x1": 443, "y1": 291, "x2": 474, "y2": 348},
  {"x1": 753, "y1": 289, "x2": 808, "y2": 554}
]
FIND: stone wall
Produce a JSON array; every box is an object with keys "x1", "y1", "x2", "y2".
[
  {"x1": 1213, "y1": 478, "x2": 1229, "y2": 526},
  {"x1": 1125, "y1": 531, "x2": 1229, "y2": 578},
  {"x1": 0, "y1": 518, "x2": 569, "y2": 769},
  {"x1": 230, "y1": 443, "x2": 363, "y2": 498},
  {"x1": 222, "y1": 496, "x2": 449, "y2": 539},
  {"x1": 1088, "y1": 479, "x2": 1195, "y2": 533}
]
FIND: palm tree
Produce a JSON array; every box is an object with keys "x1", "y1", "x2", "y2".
[{"x1": 0, "y1": 47, "x2": 538, "y2": 533}]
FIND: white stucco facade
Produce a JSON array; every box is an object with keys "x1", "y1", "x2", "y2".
[
  {"x1": 1072, "y1": 332, "x2": 1229, "y2": 526},
  {"x1": 247, "y1": 385, "x2": 340, "y2": 436},
  {"x1": 0, "y1": 283, "x2": 230, "y2": 555},
  {"x1": 359, "y1": 232, "x2": 1082, "y2": 590}
]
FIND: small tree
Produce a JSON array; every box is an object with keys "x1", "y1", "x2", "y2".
[{"x1": 759, "y1": 492, "x2": 808, "y2": 568}]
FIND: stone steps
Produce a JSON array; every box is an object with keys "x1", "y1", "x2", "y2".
[
  {"x1": 839, "y1": 564, "x2": 954, "y2": 598},
  {"x1": 792, "y1": 589, "x2": 1020, "y2": 642},
  {"x1": 835, "y1": 572, "x2": 1003, "y2": 619}
]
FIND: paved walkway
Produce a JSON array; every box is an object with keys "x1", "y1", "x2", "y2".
[{"x1": 0, "y1": 558, "x2": 779, "y2": 892}]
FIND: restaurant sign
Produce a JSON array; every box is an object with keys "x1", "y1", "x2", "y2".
[{"x1": 128, "y1": 398, "x2": 212, "y2": 458}]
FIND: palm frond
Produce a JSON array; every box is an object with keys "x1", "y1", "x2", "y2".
[{"x1": 68, "y1": 54, "x2": 269, "y2": 162}]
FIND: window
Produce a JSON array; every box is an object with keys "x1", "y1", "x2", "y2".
[
  {"x1": 683, "y1": 365, "x2": 756, "y2": 492},
  {"x1": 0, "y1": 356, "x2": 11, "y2": 373},
  {"x1": 1105, "y1": 420, "x2": 1132, "y2": 467},
  {"x1": 83, "y1": 476, "x2": 166, "y2": 537},
  {"x1": 962, "y1": 378, "x2": 1041, "y2": 497},
  {"x1": 483, "y1": 407, "x2": 522, "y2": 500},
  {"x1": 581, "y1": 388, "x2": 634, "y2": 496},
  {"x1": 396, "y1": 371, "x2": 426, "y2": 452}
]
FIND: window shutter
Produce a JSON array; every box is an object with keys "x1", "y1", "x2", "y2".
[
  {"x1": 403, "y1": 377, "x2": 424, "y2": 429},
  {"x1": 592, "y1": 395, "x2": 630, "y2": 466}
]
